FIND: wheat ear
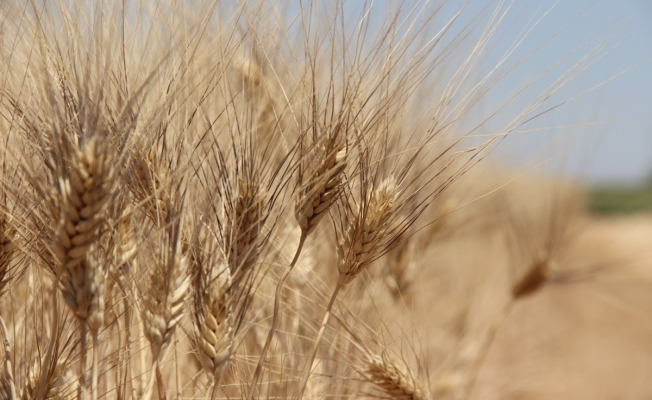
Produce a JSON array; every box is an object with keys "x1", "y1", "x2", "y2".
[
  {"x1": 365, "y1": 350, "x2": 430, "y2": 400},
  {"x1": 295, "y1": 144, "x2": 347, "y2": 234},
  {"x1": 512, "y1": 251, "x2": 551, "y2": 299},
  {"x1": 195, "y1": 265, "x2": 233, "y2": 400},
  {"x1": 50, "y1": 138, "x2": 113, "y2": 400},
  {"x1": 332, "y1": 309, "x2": 431, "y2": 400},
  {"x1": 462, "y1": 253, "x2": 552, "y2": 399},
  {"x1": 141, "y1": 224, "x2": 190, "y2": 400},
  {"x1": 296, "y1": 177, "x2": 397, "y2": 400},
  {"x1": 195, "y1": 179, "x2": 266, "y2": 399},
  {"x1": 247, "y1": 141, "x2": 347, "y2": 400}
]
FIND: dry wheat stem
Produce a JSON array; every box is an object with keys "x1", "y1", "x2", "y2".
[
  {"x1": 79, "y1": 320, "x2": 88, "y2": 400},
  {"x1": 248, "y1": 139, "x2": 348, "y2": 400},
  {"x1": 295, "y1": 279, "x2": 343, "y2": 400},
  {"x1": 156, "y1": 364, "x2": 167, "y2": 400},
  {"x1": 246, "y1": 233, "x2": 306, "y2": 400},
  {"x1": 142, "y1": 359, "x2": 160, "y2": 400},
  {"x1": 37, "y1": 288, "x2": 60, "y2": 400},
  {"x1": 91, "y1": 332, "x2": 100, "y2": 400}
]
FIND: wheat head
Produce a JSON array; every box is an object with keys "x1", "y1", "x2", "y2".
[
  {"x1": 295, "y1": 138, "x2": 347, "y2": 235},
  {"x1": 337, "y1": 177, "x2": 397, "y2": 285},
  {"x1": 53, "y1": 138, "x2": 114, "y2": 331},
  {"x1": 365, "y1": 350, "x2": 430, "y2": 400}
]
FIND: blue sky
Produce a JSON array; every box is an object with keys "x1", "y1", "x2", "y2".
[
  {"x1": 340, "y1": 0, "x2": 652, "y2": 185},
  {"x1": 481, "y1": 0, "x2": 652, "y2": 185}
]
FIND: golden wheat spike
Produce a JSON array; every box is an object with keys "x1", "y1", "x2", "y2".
[
  {"x1": 295, "y1": 141, "x2": 347, "y2": 235},
  {"x1": 365, "y1": 350, "x2": 430, "y2": 400},
  {"x1": 337, "y1": 177, "x2": 397, "y2": 284}
]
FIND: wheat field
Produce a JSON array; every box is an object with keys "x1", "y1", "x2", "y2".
[{"x1": 0, "y1": 1, "x2": 650, "y2": 399}]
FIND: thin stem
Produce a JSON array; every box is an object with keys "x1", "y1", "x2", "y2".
[
  {"x1": 0, "y1": 315, "x2": 16, "y2": 400},
  {"x1": 204, "y1": 375, "x2": 214, "y2": 400},
  {"x1": 116, "y1": 274, "x2": 133, "y2": 400},
  {"x1": 80, "y1": 322, "x2": 88, "y2": 400},
  {"x1": 209, "y1": 372, "x2": 224, "y2": 400},
  {"x1": 37, "y1": 286, "x2": 58, "y2": 400},
  {"x1": 142, "y1": 357, "x2": 159, "y2": 400},
  {"x1": 246, "y1": 232, "x2": 307, "y2": 400},
  {"x1": 91, "y1": 330, "x2": 99, "y2": 400},
  {"x1": 156, "y1": 364, "x2": 166, "y2": 400},
  {"x1": 295, "y1": 280, "x2": 343, "y2": 400},
  {"x1": 175, "y1": 335, "x2": 181, "y2": 400}
]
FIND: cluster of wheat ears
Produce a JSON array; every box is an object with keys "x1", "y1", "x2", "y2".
[{"x1": 0, "y1": 0, "x2": 628, "y2": 399}]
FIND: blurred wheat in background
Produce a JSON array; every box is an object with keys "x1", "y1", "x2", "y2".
[{"x1": 0, "y1": 0, "x2": 650, "y2": 399}]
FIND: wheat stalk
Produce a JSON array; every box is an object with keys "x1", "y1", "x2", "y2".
[
  {"x1": 248, "y1": 135, "x2": 348, "y2": 400},
  {"x1": 192, "y1": 173, "x2": 267, "y2": 398},
  {"x1": 141, "y1": 225, "x2": 190, "y2": 400},
  {"x1": 296, "y1": 176, "x2": 397, "y2": 400},
  {"x1": 44, "y1": 138, "x2": 116, "y2": 400}
]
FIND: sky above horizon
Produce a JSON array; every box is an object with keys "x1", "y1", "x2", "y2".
[
  {"x1": 344, "y1": 0, "x2": 652, "y2": 185},
  {"x1": 480, "y1": 0, "x2": 652, "y2": 186}
]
